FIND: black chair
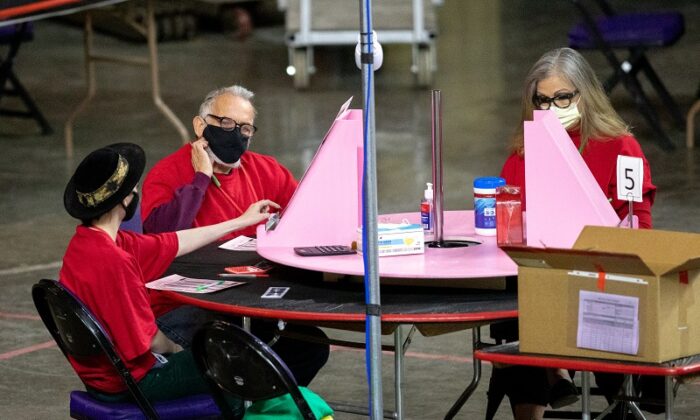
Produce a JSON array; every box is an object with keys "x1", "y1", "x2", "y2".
[
  {"x1": 0, "y1": 22, "x2": 52, "y2": 134},
  {"x1": 31, "y1": 279, "x2": 220, "y2": 420},
  {"x1": 192, "y1": 320, "x2": 316, "y2": 420},
  {"x1": 568, "y1": 0, "x2": 685, "y2": 150}
]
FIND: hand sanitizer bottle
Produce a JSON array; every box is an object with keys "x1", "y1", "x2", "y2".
[{"x1": 421, "y1": 182, "x2": 434, "y2": 234}]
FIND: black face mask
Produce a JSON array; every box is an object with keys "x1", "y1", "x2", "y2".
[
  {"x1": 203, "y1": 125, "x2": 250, "y2": 164},
  {"x1": 121, "y1": 192, "x2": 139, "y2": 221}
]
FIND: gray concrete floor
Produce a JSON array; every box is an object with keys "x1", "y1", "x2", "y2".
[{"x1": 1, "y1": 0, "x2": 699, "y2": 418}]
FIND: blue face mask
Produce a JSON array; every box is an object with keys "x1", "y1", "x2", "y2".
[{"x1": 203, "y1": 125, "x2": 250, "y2": 164}]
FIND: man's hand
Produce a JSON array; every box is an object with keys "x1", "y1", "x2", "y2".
[{"x1": 191, "y1": 138, "x2": 213, "y2": 177}]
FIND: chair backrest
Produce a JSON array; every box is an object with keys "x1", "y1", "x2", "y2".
[
  {"x1": 192, "y1": 320, "x2": 316, "y2": 420},
  {"x1": 31, "y1": 279, "x2": 159, "y2": 419},
  {"x1": 568, "y1": 0, "x2": 685, "y2": 50}
]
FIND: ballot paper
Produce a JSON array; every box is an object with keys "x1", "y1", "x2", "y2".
[
  {"x1": 219, "y1": 235, "x2": 257, "y2": 251},
  {"x1": 577, "y1": 290, "x2": 639, "y2": 355},
  {"x1": 146, "y1": 274, "x2": 245, "y2": 294}
]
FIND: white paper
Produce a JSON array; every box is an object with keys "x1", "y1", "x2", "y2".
[
  {"x1": 335, "y1": 96, "x2": 353, "y2": 119},
  {"x1": 577, "y1": 290, "x2": 639, "y2": 355},
  {"x1": 218, "y1": 235, "x2": 257, "y2": 251},
  {"x1": 146, "y1": 274, "x2": 245, "y2": 294},
  {"x1": 616, "y1": 155, "x2": 644, "y2": 202}
]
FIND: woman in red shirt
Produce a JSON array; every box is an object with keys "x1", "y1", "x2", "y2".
[{"x1": 495, "y1": 48, "x2": 657, "y2": 420}]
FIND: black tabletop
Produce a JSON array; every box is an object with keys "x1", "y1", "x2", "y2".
[{"x1": 161, "y1": 243, "x2": 518, "y2": 324}]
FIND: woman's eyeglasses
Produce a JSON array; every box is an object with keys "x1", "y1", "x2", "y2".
[{"x1": 532, "y1": 90, "x2": 579, "y2": 110}]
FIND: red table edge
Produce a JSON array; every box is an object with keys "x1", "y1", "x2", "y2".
[
  {"x1": 0, "y1": 0, "x2": 80, "y2": 20},
  {"x1": 474, "y1": 349, "x2": 700, "y2": 377},
  {"x1": 161, "y1": 290, "x2": 518, "y2": 324}
]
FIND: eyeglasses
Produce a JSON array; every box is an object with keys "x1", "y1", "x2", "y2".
[
  {"x1": 532, "y1": 90, "x2": 580, "y2": 110},
  {"x1": 204, "y1": 114, "x2": 257, "y2": 137}
]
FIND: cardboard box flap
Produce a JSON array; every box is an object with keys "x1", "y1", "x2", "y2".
[
  {"x1": 501, "y1": 246, "x2": 655, "y2": 276},
  {"x1": 659, "y1": 256, "x2": 700, "y2": 276},
  {"x1": 574, "y1": 226, "x2": 700, "y2": 274}
]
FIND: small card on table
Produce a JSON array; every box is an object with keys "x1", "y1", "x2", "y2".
[{"x1": 261, "y1": 287, "x2": 290, "y2": 299}]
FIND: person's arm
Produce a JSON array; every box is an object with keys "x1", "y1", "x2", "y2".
[
  {"x1": 150, "y1": 329, "x2": 183, "y2": 354},
  {"x1": 143, "y1": 140, "x2": 214, "y2": 233},
  {"x1": 175, "y1": 199, "x2": 279, "y2": 257},
  {"x1": 142, "y1": 173, "x2": 210, "y2": 233}
]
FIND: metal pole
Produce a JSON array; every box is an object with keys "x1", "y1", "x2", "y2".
[
  {"x1": 665, "y1": 376, "x2": 673, "y2": 420},
  {"x1": 394, "y1": 326, "x2": 404, "y2": 420},
  {"x1": 359, "y1": 1, "x2": 383, "y2": 418},
  {"x1": 581, "y1": 371, "x2": 591, "y2": 420},
  {"x1": 431, "y1": 90, "x2": 444, "y2": 243}
]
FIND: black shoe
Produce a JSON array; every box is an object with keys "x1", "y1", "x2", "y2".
[{"x1": 549, "y1": 379, "x2": 580, "y2": 409}]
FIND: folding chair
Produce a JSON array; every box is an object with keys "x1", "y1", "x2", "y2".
[
  {"x1": 568, "y1": 0, "x2": 685, "y2": 150},
  {"x1": 0, "y1": 22, "x2": 52, "y2": 135},
  {"x1": 192, "y1": 320, "x2": 317, "y2": 420},
  {"x1": 31, "y1": 279, "x2": 220, "y2": 420}
]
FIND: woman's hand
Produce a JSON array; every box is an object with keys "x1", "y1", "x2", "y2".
[{"x1": 238, "y1": 199, "x2": 280, "y2": 227}]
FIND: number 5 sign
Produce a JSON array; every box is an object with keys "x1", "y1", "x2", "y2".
[{"x1": 616, "y1": 155, "x2": 643, "y2": 202}]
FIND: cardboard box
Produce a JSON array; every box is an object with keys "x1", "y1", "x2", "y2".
[
  {"x1": 357, "y1": 223, "x2": 424, "y2": 257},
  {"x1": 503, "y1": 226, "x2": 700, "y2": 363}
]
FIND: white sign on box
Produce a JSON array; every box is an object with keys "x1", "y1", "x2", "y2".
[{"x1": 577, "y1": 290, "x2": 639, "y2": 355}]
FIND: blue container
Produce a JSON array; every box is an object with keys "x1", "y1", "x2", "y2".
[{"x1": 473, "y1": 177, "x2": 506, "y2": 236}]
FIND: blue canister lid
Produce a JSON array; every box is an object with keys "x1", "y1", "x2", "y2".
[{"x1": 473, "y1": 177, "x2": 506, "y2": 189}]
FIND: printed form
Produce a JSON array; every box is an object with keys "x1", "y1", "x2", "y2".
[{"x1": 577, "y1": 290, "x2": 640, "y2": 355}]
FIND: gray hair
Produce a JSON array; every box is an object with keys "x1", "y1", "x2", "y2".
[
  {"x1": 198, "y1": 85, "x2": 256, "y2": 117},
  {"x1": 510, "y1": 47, "x2": 628, "y2": 153}
]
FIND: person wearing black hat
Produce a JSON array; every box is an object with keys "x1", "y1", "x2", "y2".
[{"x1": 60, "y1": 142, "x2": 277, "y2": 410}]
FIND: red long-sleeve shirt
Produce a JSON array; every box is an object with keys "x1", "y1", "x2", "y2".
[
  {"x1": 141, "y1": 144, "x2": 297, "y2": 239},
  {"x1": 500, "y1": 131, "x2": 656, "y2": 228}
]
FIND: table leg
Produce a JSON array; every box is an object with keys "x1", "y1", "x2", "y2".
[
  {"x1": 242, "y1": 316, "x2": 251, "y2": 332},
  {"x1": 623, "y1": 375, "x2": 646, "y2": 420},
  {"x1": 145, "y1": 0, "x2": 188, "y2": 144},
  {"x1": 63, "y1": 0, "x2": 189, "y2": 158},
  {"x1": 444, "y1": 327, "x2": 482, "y2": 420},
  {"x1": 581, "y1": 371, "x2": 591, "y2": 420},
  {"x1": 665, "y1": 376, "x2": 673, "y2": 420},
  {"x1": 394, "y1": 325, "x2": 404, "y2": 420},
  {"x1": 64, "y1": 12, "x2": 97, "y2": 158}
]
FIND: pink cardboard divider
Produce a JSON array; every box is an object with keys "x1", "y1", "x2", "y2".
[
  {"x1": 256, "y1": 108, "x2": 363, "y2": 248},
  {"x1": 256, "y1": 101, "x2": 516, "y2": 279},
  {"x1": 524, "y1": 110, "x2": 620, "y2": 248}
]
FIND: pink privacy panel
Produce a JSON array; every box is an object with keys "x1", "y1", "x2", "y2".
[
  {"x1": 256, "y1": 108, "x2": 363, "y2": 248},
  {"x1": 524, "y1": 110, "x2": 619, "y2": 248}
]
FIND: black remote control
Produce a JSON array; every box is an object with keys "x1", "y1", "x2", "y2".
[{"x1": 294, "y1": 245, "x2": 357, "y2": 256}]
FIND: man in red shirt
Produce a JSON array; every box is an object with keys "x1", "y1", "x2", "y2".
[
  {"x1": 60, "y1": 142, "x2": 276, "y2": 409},
  {"x1": 141, "y1": 85, "x2": 330, "y2": 387},
  {"x1": 141, "y1": 85, "x2": 296, "y2": 239}
]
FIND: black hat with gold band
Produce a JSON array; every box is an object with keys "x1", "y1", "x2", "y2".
[{"x1": 64, "y1": 143, "x2": 145, "y2": 220}]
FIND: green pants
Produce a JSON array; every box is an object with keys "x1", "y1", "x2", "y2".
[{"x1": 90, "y1": 350, "x2": 243, "y2": 418}]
